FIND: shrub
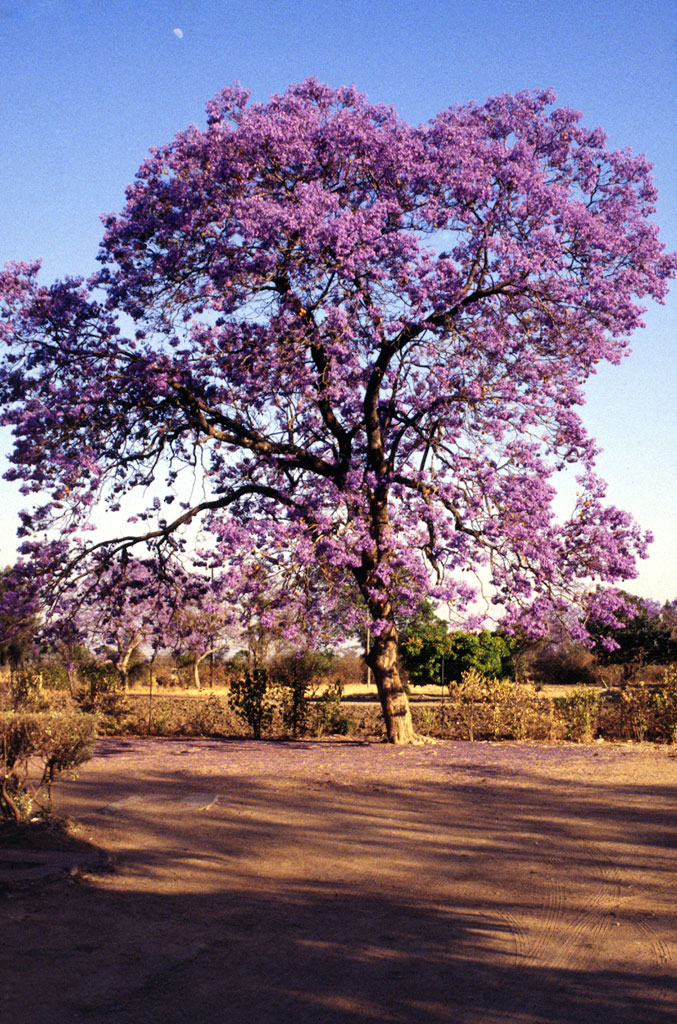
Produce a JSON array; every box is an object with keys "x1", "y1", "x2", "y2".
[
  {"x1": 270, "y1": 652, "x2": 328, "y2": 738},
  {"x1": 186, "y1": 693, "x2": 229, "y2": 737},
  {"x1": 553, "y1": 689, "x2": 600, "y2": 742},
  {"x1": 74, "y1": 661, "x2": 134, "y2": 734},
  {"x1": 311, "y1": 682, "x2": 351, "y2": 737},
  {"x1": 8, "y1": 669, "x2": 50, "y2": 711},
  {"x1": 618, "y1": 682, "x2": 653, "y2": 742},
  {"x1": 651, "y1": 666, "x2": 677, "y2": 743},
  {"x1": 486, "y1": 676, "x2": 552, "y2": 740},
  {"x1": 399, "y1": 603, "x2": 516, "y2": 688},
  {"x1": 447, "y1": 668, "x2": 487, "y2": 741},
  {"x1": 280, "y1": 677, "x2": 311, "y2": 738},
  {"x1": 528, "y1": 645, "x2": 601, "y2": 688},
  {"x1": 1, "y1": 711, "x2": 96, "y2": 821},
  {"x1": 228, "y1": 668, "x2": 278, "y2": 739}
]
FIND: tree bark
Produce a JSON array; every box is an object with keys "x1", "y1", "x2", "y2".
[{"x1": 367, "y1": 622, "x2": 418, "y2": 744}]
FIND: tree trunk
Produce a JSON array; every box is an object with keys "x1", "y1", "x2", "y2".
[
  {"x1": 367, "y1": 622, "x2": 418, "y2": 744},
  {"x1": 193, "y1": 657, "x2": 201, "y2": 690}
]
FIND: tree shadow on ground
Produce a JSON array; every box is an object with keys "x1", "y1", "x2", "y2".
[
  {"x1": 2, "y1": 740, "x2": 675, "y2": 1023},
  {"x1": 2, "y1": 880, "x2": 675, "y2": 1024}
]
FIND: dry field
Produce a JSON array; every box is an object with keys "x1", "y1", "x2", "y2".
[{"x1": 2, "y1": 736, "x2": 676, "y2": 1023}]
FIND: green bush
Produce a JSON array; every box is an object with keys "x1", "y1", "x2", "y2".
[
  {"x1": 228, "y1": 668, "x2": 278, "y2": 739},
  {"x1": 1, "y1": 711, "x2": 96, "y2": 821},
  {"x1": 8, "y1": 670, "x2": 50, "y2": 712},
  {"x1": 312, "y1": 682, "x2": 351, "y2": 737},
  {"x1": 399, "y1": 603, "x2": 516, "y2": 688},
  {"x1": 74, "y1": 661, "x2": 134, "y2": 734},
  {"x1": 271, "y1": 654, "x2": 320, "y2": 738},
  {"x1": 280, "y1": 677, "x2": 311, "y2": 738},
  {"x1": 553, "y1": 689, "x2": 600, "y2": 742}
]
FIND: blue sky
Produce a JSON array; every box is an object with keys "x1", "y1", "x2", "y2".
[{"x1": 0, "y1": 0, "x2": 675, "y2": 600}]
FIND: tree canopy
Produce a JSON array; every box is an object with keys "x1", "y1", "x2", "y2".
[
  {"x1": 1, "y1": 81, "x2": 674, "y2": 741},
  {"x1": 399, "y1": 603, "x2": 516, "y2": 688},
  {"x1": 589, "y1": 593, "x2": 677, "y2": 668}
]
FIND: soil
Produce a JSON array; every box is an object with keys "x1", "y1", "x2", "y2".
[{"x1": 1, "y1": 736, "x2": 676, "y2": 1024}]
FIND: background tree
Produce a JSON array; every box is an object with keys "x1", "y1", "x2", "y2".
[
  {"x1": 589, "y1": 593, "x2": 677, "y2": 671},
  {"x1": 0, "y1": 564, "x2": 40, "y2": 674},
  {"x1": 399, "y1": 602, "x2": 515, "y2": 687},
  {"x1": 398, "y1": 601, "x2": 449, "y2": 688},
  {"x1": 169, "y1": 578, "x2": 236, "y2": 689},
  {"x1": 1, "y1": 81, "x2": 674, "y2": 741},
  {"x1": 47, "y1": 555, "x2": 183, "y2": 692}
]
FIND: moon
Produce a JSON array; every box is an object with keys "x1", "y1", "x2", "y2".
[{"x1": 173, "y1": 28, "x2": 184, "y2": 39}]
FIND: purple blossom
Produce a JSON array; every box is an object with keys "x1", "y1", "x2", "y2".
[{"x1": 0, "y1": 81, "x2": 674, "y2": 740}]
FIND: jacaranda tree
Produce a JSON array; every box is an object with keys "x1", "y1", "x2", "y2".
[{"x1": 1, "y1": 81, "x2": 674, "y2": 741}]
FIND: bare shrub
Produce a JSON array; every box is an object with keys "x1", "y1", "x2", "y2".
[
  {"x1": 1, "y1": 711, "x2": 96, "y2": 821},
  {"x1": 447, "y1": 669, "x2": 487, "y2": 741},
  {"x1": 651, "y1": 666, "x2": 677, "y2": 743}
]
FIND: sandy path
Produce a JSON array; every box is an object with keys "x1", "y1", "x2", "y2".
[{"x1": 2, "y1": 737, "x2": 676, "y2": 1023}]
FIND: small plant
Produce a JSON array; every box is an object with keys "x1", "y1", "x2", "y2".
[
  {"x1": 484, "y1": 676, "x2": 513, "y2": 739},
  {"x1": 74, "y1": 660, "x2": 133, "y2": 734},
  {"x1": 490, "y1": 677, "x2": 543, "y2": 740},
  {"x1": 447, "y1": 668, "x2": 487, "y2": 742},
  {"x1": 554, "y1": 689, "x2": 600, "y2": 742},
  {"x1": 228, "y1": 668, "x2": 278, "y2": 739},
  {"x1": 1, "y1": 711, "x2": 96, "y2": 821},
  {"x1": 281, "y1": 677, "x2": 311, "y2": 738},
  {"x1": 312, "y1": 681, "x2": 350, "y2": 737},
  {"x1": 414, "y1": 707, "x2": 437, "y2": 736},
  {"x1": 9, "y1": 669, "x2": 49, "y2": 712},
  {"x1": 619, "y1": 682, "x2": 652, "y2": 742}
]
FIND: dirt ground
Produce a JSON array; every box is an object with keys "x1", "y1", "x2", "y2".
[{"x1": 1, "y1": 737, "x2": 676, "y2": 1024}]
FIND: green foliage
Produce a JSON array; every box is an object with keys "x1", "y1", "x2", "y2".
[
  {"x1": 34, "y1": 656, "x2": 71, "y2": 691},
  {"x1": 446, "y1": 630, "x2": 517, "y2": 683},
  {"x1": 272, "y1": 650, "x2": 336, "y2": 738},
  {"x1": 8, "y1": 670, "x2": 50, "y2": 711},
  {"x1": 553, "y1": 689, "x2": 600, "y2": 742},
  {"x1": 399, "y1": 603, "x2": 515, "y2": 687},
  {"x1": 312, "y1": 682, "x2": 351, "y2": 736},
  {"x1": 228, "y1": 668, "x2": 277, "y2": 739},
  {"x1": 73, "y1": 660, "x2": 134, "y2": 734},
  {"x1": 0, "y1": 566, "x2": 38, "y2": 669},
  {"x1": 280, "y1": 677, "x2": 310, "y2": 738},
  {"x1": 590, "y1": 594, "x2": 676, "y2": 668},
  {"x1": 1, "y1": 711, "x2": 96, "y2": 820},
  {"x1": 398, "y1": 602, "x2": 449, "y2": 687}
]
